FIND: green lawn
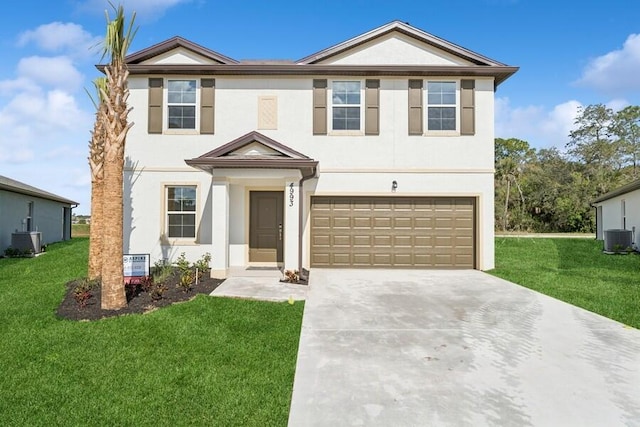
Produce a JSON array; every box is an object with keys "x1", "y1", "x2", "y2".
[
  {"x1": 71, "y1": 223, "x2": 90, "y2": 237},
  {"x1": 0, "y1": 238, "x2": 304, "y2": 426},
  {"x1": 490, "y1": 237, "x2": 640, "y2": 329}
]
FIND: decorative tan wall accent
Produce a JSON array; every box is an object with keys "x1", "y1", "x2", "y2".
[{"x1": 258, "y1": 96, "x2": 278, "y2": 130}]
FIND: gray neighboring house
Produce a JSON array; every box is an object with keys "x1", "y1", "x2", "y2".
[{"x1": 0, "y1": 175, "x2": 77, "y2": 254}]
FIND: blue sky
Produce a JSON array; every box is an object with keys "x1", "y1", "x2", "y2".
[{"x1": 1, "y1": 0, "x2": 639, "y2": 214}]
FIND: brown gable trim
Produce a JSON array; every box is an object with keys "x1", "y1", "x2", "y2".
[
  {"x1": 185, "y1": 131, "x2": 318, "y2": 178},
  {"x1": 297, "y1": 21, "x2": 506, "y2": 67},
  {"x1": 117, "y1": 64, "x2": 518, "y2": 87},
  {"x1": 192, "y1": 131, "x2": 313, "y2": 160},
  {"x1": 593, "y1": 179, "x2": 640, "y2": 204},
  {"x1": 125, "y1": 36, "x2": 239, "y2": 65}
]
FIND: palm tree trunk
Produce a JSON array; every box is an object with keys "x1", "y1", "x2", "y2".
[
  {"x1": 98, "y1": 5, "x2": 136, "y2": 310},
  {"x1": 88, "y1": 99, "x2": 106, "y2": 280},
  {"x1": 100, "y1": 66, "x2": 131, "y2": 310}
]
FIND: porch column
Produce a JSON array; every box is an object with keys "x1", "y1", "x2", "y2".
[
  {"x1": 211, "y1": 177, "x2": 229, "y2": 278},
  {"x1": 284, "y1": 178, "x2": 300, "y2": 272}
]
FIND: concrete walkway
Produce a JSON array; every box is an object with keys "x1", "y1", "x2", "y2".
[
  {"x1": 288, "y1": 269, "x2": 640, "y2": 427},
  {"x1": 210, "y1": 267, "x2": 307, "y2": 302}
]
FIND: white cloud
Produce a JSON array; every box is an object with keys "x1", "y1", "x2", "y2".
[
  {"x1": 17, "y1": 56, "x2": 84, "y2": 93},
  {"x1": 576, "y1": 33, "x2": 640, "y2": 95},
  {"x1": 495, "y1": 97, "x2": 582, "y2": 149},
  {"x1": 18, "y1": 22, "x2": 101, "y2": 59}
]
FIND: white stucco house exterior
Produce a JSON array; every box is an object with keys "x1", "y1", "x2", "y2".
[
  {"x1": 118, "y1": 21, "x2": 518, "y2": 277},
  {"x1": 0, "y1": 175, "x2": 76, "y2": 254},
  {"x1": 593, "y1": 179, "x2": 640, "y2": 248}
]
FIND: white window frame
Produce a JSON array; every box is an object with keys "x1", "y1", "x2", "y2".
[
  {"x1": 166, "y1": 78, "x2": 199, "y2": 134},
  {"x1": 164, "y1": 184, "x2": 198, "y2": 242},
  {"x1": 424, "y1": 79, "x2": 460, "y2": 135},
  {"x1": 329, "y1": 79, "x2": 364, "y2": 134}
]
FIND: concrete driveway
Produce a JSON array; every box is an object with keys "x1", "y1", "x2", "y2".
[{"x1": 288, "y1": 269, "x2": 640, "y2": 427}]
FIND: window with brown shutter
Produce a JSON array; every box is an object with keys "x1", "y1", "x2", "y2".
[
  {"x1": 148, "y1": 78, "x2": 163, "y2": 134},
  {"x1": 312, "y1": 79, "x2": 327, "y2": 135},
  {"x1": 408, "y1": 80, "x2": 423, "y2": 135},
  {"x1": 365, "y1": 79, "x2": 380, "y2": 135},
  {"x1": 200, "y1": 79, "x2": 215, "y2": 134},
  {"x1": 460, "y1": 79, "x2": 475, "y2": 135}
]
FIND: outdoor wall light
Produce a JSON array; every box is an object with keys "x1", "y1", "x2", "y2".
[{"x1": 392, "y1": 180, "x2": 398, "y2": 192}]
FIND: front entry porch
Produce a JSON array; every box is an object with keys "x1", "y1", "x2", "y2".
[{"x1": 185, "y1": 131, "x2": 318, "y2": 278}]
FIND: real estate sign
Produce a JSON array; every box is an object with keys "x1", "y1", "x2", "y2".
[{"x1": 123, "y1": 254, "x2": 150, "y2": 283}]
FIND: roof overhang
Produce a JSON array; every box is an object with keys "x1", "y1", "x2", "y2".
[
  {"x1": 102, "y1": 64, "x2": 518, "y2": 87},
  {"x1": 593, "y1": 179, "x2": 640, "y2": 204}
]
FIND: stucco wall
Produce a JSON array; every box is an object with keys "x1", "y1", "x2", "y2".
[
  {"x1": 596, "y1": 191, "x2": 640, "y2": 248},
  {"x1": 0, "y1": 190, "x2": 70, "y2": 253},
  {"x1": 123, "y1": 74, "x2": 496, "y2": 269}
]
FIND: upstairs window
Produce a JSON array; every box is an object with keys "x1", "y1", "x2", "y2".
[
  {"x1": 168, "y1": 80, "x2": 196, "y2": 129},
  {"x1": 332, "y1": 81, "x2": 361, "y2": 131},
  {"x1": 166, "y1": 186, "x2": 196, "y2": 239},
  {"x1": 427, "y1": 81, "x2": 456, "y2": 131}
]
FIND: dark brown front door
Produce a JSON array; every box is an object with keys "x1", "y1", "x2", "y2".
[{"x1": 249, "y1": 191, "x2": 284, "y2": 263}]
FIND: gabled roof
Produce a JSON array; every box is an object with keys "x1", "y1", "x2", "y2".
[
  {"x1": 0, "y1": 175, "x2": 78, "y2": 206},
  {"x1": 185, "y1": 131, "x2": 318, "y2": 178},
  {"x1": 297, "y1": 20, "x2": 506, "y2": 66},
  {"x1": 125, "y1": 36, "x2": 239, "y2": 65},
  {"x1": 108, "y1": 22, "x2": 517, "y2": 87},
  {"x1": 593, "y1": 179, "x2": 640, "y2": 204}
]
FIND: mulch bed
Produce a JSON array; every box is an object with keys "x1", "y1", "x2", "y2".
[{"x1": 57, "y1": 272, "x2": 224, "y2": 321}]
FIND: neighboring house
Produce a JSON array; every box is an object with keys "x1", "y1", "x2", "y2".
[
  {"x1": 0, "y1": 175, "x2": 77, "y2": 254},
  {"x1": 593, "y1": 179, "x2": 640, "y2": 246},
  {"x1": 119, "y1": 21, "x2": 518, "y2": 276}
]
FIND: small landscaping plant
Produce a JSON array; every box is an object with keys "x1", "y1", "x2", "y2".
[
  {"x1": 193, "y1": 252, "x2": 212, "y2": 281},
  {"x1": 175, "y1": 252, "x2": 191, "y2": 274},
  {"x1": 179, "y1": 269, "x2": 194, "y2": 293},
  {"x1": 150, "y1": 282, "x2": 168, "y2": 301},
  {"x1": 73, "y1": 278, "x2": 98, "y2": 308},
  {"x1": 283, "y1": 269, "x2": 300, "y2": 283}
]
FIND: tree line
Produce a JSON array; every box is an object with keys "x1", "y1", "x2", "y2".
[{"x1": 495, "y1": 104, "x2": 640, "y2": 232}]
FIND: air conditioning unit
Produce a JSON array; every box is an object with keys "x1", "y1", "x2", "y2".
[
  {"x1": 11, "y1": 232, "x2": 42, "y2": 254},
  {"x1": 603, "y1": 229, "x2": 633, "y2": 253}
]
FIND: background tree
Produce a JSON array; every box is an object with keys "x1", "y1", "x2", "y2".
[
  {"x1": 88, "y1": 77, "x2": 107, "y2": 280},
  {"x1": 99, "y1": 4, "x2": 137, "y2": 310},
  {"x1": 566, "y1": 104, "x2": 622, "y2": 194},
  {"x1": 610, "y1": 106, "x2": 640, "y2": 179},
  {"x1": 494, "y1": 138, "x2": 535, "y2": 231}
]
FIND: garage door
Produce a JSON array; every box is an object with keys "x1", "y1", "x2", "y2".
[{"x1": 310, "y1": 197, "x2": 475, "y2": 268}]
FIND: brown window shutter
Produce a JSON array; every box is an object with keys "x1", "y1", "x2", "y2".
[
  {"x1": 313, "y1": 79, "x2": 327, "y2": 135},
  {"x1": 365, "y1": 79, "x2": 380, "y2": 135},
  {"x1": 200, "y1": 79, "x2": 215, "y2": 134},
  {"x1": 408, "y1": 80, "x2": 423, "y2": 135},
  {"x1": 460, "y1": 79, "x2": 475, "y2": 135},
  {"x1": 148, "y1": 78, "x2": 163, "y2": 134}
]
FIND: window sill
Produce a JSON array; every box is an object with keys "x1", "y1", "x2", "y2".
[
  {"x1": 328, "y1": 130, "x2": 365, "y2": 136},
  {"x1": 164, "y1": 129, "x2": 199, "y2": 135},
  {"x1": 423, "y1": 131, "x2": 460, "y2": 137},
  {"x1": 161, "y1": 239, "x2": 199, "y2": 246}
]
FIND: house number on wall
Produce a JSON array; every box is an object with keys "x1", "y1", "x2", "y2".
[{"x1": 289, "y1": 182, "x2": 295, "y2": 207}]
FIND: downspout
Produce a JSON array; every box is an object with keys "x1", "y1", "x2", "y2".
[{"x1": 298, "y1": 167, "x2": 317, "y2": 282}]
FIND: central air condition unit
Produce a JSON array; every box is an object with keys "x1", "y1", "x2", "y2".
[
  {"x1": 11, "y1": 231, "x2": 43, "y2": 254},
  {"x1": 603, "y1": 229, "x2": 633, "y2": 253}
]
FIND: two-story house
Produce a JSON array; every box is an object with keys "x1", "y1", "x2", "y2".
[{"x1": 120, "y1": 21, "x2": 517, "y2": 277}]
